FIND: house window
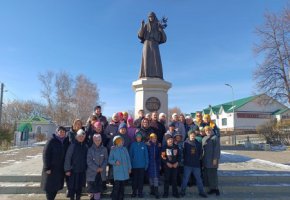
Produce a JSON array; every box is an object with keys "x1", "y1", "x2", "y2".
[{"x1": 222, "y1": 118, "x2": 227, "y2": 126}]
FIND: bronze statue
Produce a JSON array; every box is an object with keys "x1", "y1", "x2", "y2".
[{"x1": 138, "y1": 12, "x2": 167, "y2": 79}]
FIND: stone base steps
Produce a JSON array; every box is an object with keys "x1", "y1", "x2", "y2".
[
  {"x1": 0, "y1": 174, "x2": 290, "y2": 199},
  {"x1": 1, "y1": 193, "x2": 290, "y2": 200},
  {"x1": 1, "y1": 174, "x2": 290, "y2": 184}
]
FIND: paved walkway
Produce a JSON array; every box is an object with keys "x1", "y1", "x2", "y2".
[{"x1": 1, "y1": 145, "x2": 290, "y2": 176}]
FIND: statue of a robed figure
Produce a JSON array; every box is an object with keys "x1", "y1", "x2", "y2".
[{"x1": 138, "y1": 12, "x2": 167, "y2": 79}]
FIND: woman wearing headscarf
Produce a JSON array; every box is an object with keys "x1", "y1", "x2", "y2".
[{"x1": 41, "y1": 126, "x2": 69, "y2": 200}]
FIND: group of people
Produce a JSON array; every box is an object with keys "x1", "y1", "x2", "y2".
[{"x1": 41, "y1": 106, "x2": 221, "y2": 200}]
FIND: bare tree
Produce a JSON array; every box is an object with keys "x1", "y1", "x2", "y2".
[
  {"x1": 73, "y1": 74, "x2": 99, "y2": 122},
  {"x1": 168, "y1": 106, "x2": 182, "y2": 119},
  {"x1": 2, "y1": 100, "x2": 46, "y2": 126},
  {"x1": 254, "y1": 6, "x2": 290, "y2": 104},
  {"x1": 38, "y1": 71, "x2": 101, "y2": 126},
  {"x1": 38, "y1": 71, "x2": 55, "y2": 119},
  {"x1": 54, "y1": 72, "x2": 74, "y2": 125}
]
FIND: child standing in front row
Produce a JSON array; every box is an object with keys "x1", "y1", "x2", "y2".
[
  {"x1": 180, "y1": 130, "x2": 207, "y2": 198},
  {"x1": 147, "y1": 133, "x2": 161, "y2": 199},
  {"x1": 86, "y1": 134, "x2": 108, "y2": 200},
  {"x1": 129, "y1": 132, "x2": 148, "y2": 198},
  {"x1": 64, "y1": 129, "x2": 88, "y2": 200},
  {"x1": 108, "y1": 136, "x2": 132, "y2": 200},
  {"x1": 161, "y1": 135, "x2": 180, "y2": 198}
]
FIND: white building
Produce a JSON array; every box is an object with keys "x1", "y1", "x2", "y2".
[
  {"x1": 191, "y1": 94, "x2": 290, "y2": 133},
  {"x1": 15, "y1": 116, "x2": 57, "y2": 146}
]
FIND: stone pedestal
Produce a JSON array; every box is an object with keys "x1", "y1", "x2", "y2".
[{"x1": 132, "y1": 78, "x2": 172, "y2": 117}]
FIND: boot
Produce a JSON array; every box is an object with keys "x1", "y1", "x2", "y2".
[
  {"x1": 76, "y1": 194, "x2": 81, "y2": 200},
  {"x1": 207, "y1": 189, "x2": 215, "y2": 195},
  {"x1": 154, "y1": 187, "x2": 160, "y2": 199},
  {"x1": 131, "y1": 190, "x2": 137, "y2": 198},
  {"x1": 180, "y1": 188, "x2": 185, "y2": 197},
  {"x1": 215, "y1": 189, "x2": 220, "y2": 196},
  {"x1": 150, "y1": 186, "x2": 155, "y2": 195}
]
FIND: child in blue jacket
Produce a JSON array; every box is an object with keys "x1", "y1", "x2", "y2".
[
  {"x1": 108, "y1": 135, "x2": 132, "y2": 200},
  {"x1": 129, "y1": 132, "x2": 149, "y2": 198}
]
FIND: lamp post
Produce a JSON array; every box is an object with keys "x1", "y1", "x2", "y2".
[{"x1": 225, "y1": 83, "x2": 236, "y2": 145}]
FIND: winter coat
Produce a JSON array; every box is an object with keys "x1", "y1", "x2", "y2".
[
  {"x1": 183, "y1": 138, "x2": 202, "y2": 168},
  {"x1": 202, "y1": 134, "x2": 220, "y2": 168},
  {"x1": 127, "y1": 126, "x2": 137, "y2": 142},
  {"x1": 108, "y1": 146, "x2": 132, "y2": 181},
  {"x1": 147, "y1": 141, "x2": 161, "y2": 178},
  {"x1": 68, "y1": 128, "x2": 77, "y2": 144},
  {"x1": 150, "y1": 120, "x2": 166, "y2": 144},
  {"x1": 94, "y1": 113, "x2": 108, "y2": 130},
  {"x1": 129, "y1": 141, "x2": 149, "y2": 169},
  {"x1": 85, "y1": 126, "x2": 107, "y2": 148},
  {"x1": 175, "y1": 141, "x2": 184, "y2": 166},
  {"x1": 134, "y1": 117, "x2": 144, "y2": 129},
  {"x1": 64, "y1": 141, "x2": 88, "y2": 173},
  {"x1": 161, "y1": 144, "x2": 180, "y2": 164},
  {"x1": 86, "y1": 144, "x2": 108, "y2": 181},
  {"x1": 173, "y1": 121, "x2": 186, "y2": 140},
  {"x1": 41, "y1": 134, "x2": 69, "y2": 192},
  {"x1": 104, "y1": 122, "x2": 119, "y2": 150},
  {"x1": 138, "y1": 126, "x2": 154, "y2": 141}
]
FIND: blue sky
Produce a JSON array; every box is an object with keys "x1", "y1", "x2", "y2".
[{"x1": 0, "y1": 0, "x2": 288, "y2": 117}]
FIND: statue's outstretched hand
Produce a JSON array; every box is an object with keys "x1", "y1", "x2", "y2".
[{"x1": 141, "y1": 20, "x2": 145, "y2": 27}]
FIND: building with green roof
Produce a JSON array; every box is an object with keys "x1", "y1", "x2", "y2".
[
  {"x1": 15, "y1": 116, "x2": 57, "y2": 146},
  {"x1": 194, "y1": 94, "x2": 289, "y2": 133}
]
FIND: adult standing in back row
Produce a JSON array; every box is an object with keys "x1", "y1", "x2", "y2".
[{"x1": 41, "y1": 126, "x2": 69, "y2": 200}]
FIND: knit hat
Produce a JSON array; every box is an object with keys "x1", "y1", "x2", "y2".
[
  {"x1": 168, "y1": 122, "x2": 175, "y2": 127},
  {"x1": 57, "y1": 126, "x2": 66, "y2": 132},
  {"x1": 188, "y1": 129, "x2": 196, "y2": 137},
  {"x1": 94, "y1": 121, "x2": 102, "y2": 128},
  {"x1": 164, "y1": 132, "x2": 173, "y2": 141},
  {"x1": 185, "y1": 115, "x2": 192, "y2": 120},
  {"x1": 204, "y1": 126, "x2": 212, "y2": 131},
  {"x1": 93, "y1": 134, "x2": 102, "y2": 140},
  {"x1": 166, "y1": 135, "x2": 173, "y2": 141},
  {"x1": 118, "y1": 112, "x2": 123, "y2": 118},
  {"x1": 118, "y1": 122, "x2": 127, "y2": 130},
  {"x1": 127, "y1": 116, "x2": 133, "y2": 123},
  {"x1": 174, "y1": 132, "x2": 183, "y2": 139},
  {"x1": 149, "y1": 133, "x2": 157, "y2": 139},
  {"x1": 203, "y1": 114, "x2": 211, "y2": 121},
  {"x1": 172, "y1": 113, "x2": 178, "y2": 118},
  {"x1": 122, "y1": 111, "x2": 128, "y2": 116},
  {"x1": 135, "y1": 132, "x2": 143, "y2": 138},
  {"x1": 94, "y1": 105, "x2": 101, "y2": 110},
  {"x1": 113, "y1": 135, "x2": 123, "y2": 145},
  {"x1": 159, "y1": 113, "x2": 166, "y2": 120},
  {"x1": 76, "y1": 129, "x2": 85, "y2": 136}
]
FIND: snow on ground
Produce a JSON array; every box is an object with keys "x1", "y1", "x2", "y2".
[{"x1": 220, "y1": 151, "x2": 290, "y2": 172}]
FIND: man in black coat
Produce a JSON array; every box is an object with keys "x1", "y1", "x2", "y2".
[
  {"x1": 41, "y1": 126, "x2": 69, "y2": 200},
  {"x1": 134, "y1": 109, "x2": 145, "y2": 128},
  {"x1": 93, "y1": 105, "x2": 108, "y2": 130},
  {"x1": 150, "y1": 111, "x2": 166, "y2": 145}
]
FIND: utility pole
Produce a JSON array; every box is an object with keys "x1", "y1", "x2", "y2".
[
  {"x1": 225, "y1": 83, "x2": 236, "y2": 145},
  {"x1": 0, "y1": 83, "x2": 4, "y2": 126}
]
